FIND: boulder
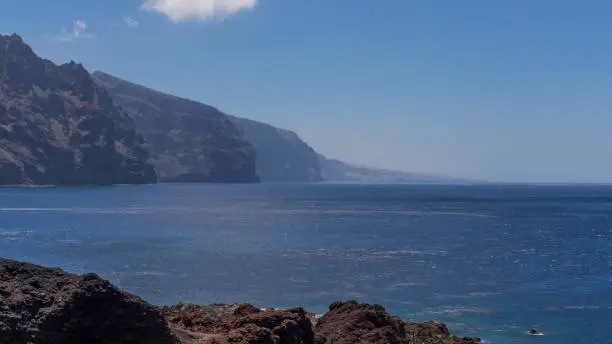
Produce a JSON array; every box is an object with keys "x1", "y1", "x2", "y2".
[
  {"x1": 314, "y1": 301, "x2": 480, "y2": 344},
  {"x1": 0, "y1": 258, "x2": 176, "y2": 344}
]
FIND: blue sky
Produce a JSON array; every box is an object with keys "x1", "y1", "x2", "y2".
[{"x1": 2, "y1": 0, "x2": 612, "y2": 182}]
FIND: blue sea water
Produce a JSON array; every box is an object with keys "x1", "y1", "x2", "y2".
[{"x1": 1, "y1": 183, "x2": 610, "y2": 343}]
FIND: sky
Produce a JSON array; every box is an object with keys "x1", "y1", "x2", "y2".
[{"x1": 2, "y1": 0, "x2": 612, "y2": 182}]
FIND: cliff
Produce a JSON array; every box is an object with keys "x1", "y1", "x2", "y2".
[
  {"x1": 0, "y1": 258, "x2": 482, "y2": 344},
  {"x1": 91, "y1": 71, "x2": 259, "y2": 183},
  {"x1": 229, "y1": 116, "x2": 322, "y2": 182},
  {"x1": 0, "y1": 34, "x2": 156, "y2": 185}
]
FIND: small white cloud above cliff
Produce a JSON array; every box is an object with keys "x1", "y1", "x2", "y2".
[{"x1": 141, "y1": 0, "x2": 257, "y2": 22}]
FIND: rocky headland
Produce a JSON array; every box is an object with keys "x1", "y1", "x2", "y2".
[
  {"x1": 228, "y1": 116, "x2": 322, "y2": 182},
  {"x1": 91, "y1": 71, "x2": 259, "y2": 184},
  {"x1": 0, "y1": 33, "x2": 469, "y2": 186},
  {"x1": 0, "y1": 34, "x2": 157, "y2": 186},
  {"x1": 0, "y1": 258, "x2": 481, "y2": 344},
  {"x1": 92, "y1": 71, "x2": 322, "y2": 183}
]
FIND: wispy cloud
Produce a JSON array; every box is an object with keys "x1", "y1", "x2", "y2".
[
  {"x1": 123, "y1": 16, "x2": 140, "y2": 27},
  {"x1": 141, "y1": 0, "x2": 257, "y2": 22},
  {"x1": 55, "y1": 20, "x2": 94, "y2": 42}
]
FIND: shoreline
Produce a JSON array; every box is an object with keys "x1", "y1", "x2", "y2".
[{"x1": 1, "y1": 257, "x2": 482, "y2": 344}]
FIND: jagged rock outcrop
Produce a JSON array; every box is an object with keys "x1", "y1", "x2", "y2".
[
  {"x1": 0, "y1": 259, "x2": 482, "y2": 344},
  {"x1": 91, "y1": 71, "x2": 259, "y2": 183},
  {"x1": 162, "y1": 303, "x2": 315, "y2": 344},
  {"x1": 314, "y1": 301, "x2": 481, "y2": 344},
  {"x1": 229, "y1": 117, "x2": 322, "y2": 182},
  {"x1": 0, "y1": 34, "x2": 156, "y2": 185},
  {"x1": 0, "y1": 258, "x2": 176, "y2": 344}
]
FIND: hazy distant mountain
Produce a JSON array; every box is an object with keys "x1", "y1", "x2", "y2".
[
  {"x1": 229, "y1": 116, "x2": 322, "y2": 182},
  {"x1": 94, "y1": 72, "x2": 322, "y2": 183},
  {"x1": 92, "y1": 71, "x2": 259, "y2": 183},
  {"x1": 318, "y1": 154, "x2": 472, "y2": 182},
  {"x1": 0, "y1": 34, "x2": 156, "y2": 185}
]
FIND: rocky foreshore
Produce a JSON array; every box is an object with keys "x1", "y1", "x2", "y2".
[{"x1": 0, "y1": 258, "x2": 481, "y2": 344}]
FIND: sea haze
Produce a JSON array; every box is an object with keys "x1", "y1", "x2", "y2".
[{"x1": 1, "y1": 183, "x2": 610, "y2": 344}]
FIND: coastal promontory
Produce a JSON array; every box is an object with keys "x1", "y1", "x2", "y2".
[
  {"x1": 0, "y1": 34, "x2": 156, "y2": 186},
  {"x1": 229, "y1": 116, "x2": 322, "y2": 182},
  {"x1": 92, "y1": 71, "x2": 259, "y2": 183}
]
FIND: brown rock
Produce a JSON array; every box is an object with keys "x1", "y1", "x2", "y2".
[
  {"x1": 0, "y1": 258, "x2": 483, "y2": 344},
  {"x1": 233, "y1": 307, "x2": 313, "y2": 344},
  {"x1": 234, "y1": 304, "x2": 263, "y2": 317},
  {"x1": 224, "y1": 324, "x2": 275, "y2": 344},
  {"x1": 163, "y1": 304, "x2": 314, "y2": 344},
  {"x1": 314, "y1": 301, "x2": 480, "y2": 344}
]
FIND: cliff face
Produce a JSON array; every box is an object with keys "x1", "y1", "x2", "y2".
[
  {"x1": 230, "y1": 116, "x2": 322, "y2": 182},
  {"x1": 0, "y1": 34, "x2": 157, "y2": 185},
  {"x1": 92, "y1": 72, "x2": 259, "y2": 183}
]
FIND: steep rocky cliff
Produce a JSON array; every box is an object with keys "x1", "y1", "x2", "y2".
[
  {"x1": 229, "y1": 116, "x2": 322, "y2": 182},
  {"x1": 0, "y1": 34, "x2": 156, "y2": 185},
  {"x1": 91, "y1": 71, "x2": 259, "y2": 183}
]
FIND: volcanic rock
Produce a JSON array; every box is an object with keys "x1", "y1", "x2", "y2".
[
  {"x1": 314, "y1": 301, "x2": 481, "y2": 344},
  {"x1": 0, "y1": 258, "x2": 176, "y2": 344},
  {"x1": 0, "y1": 34, "x2": 156, "y2": 185}
]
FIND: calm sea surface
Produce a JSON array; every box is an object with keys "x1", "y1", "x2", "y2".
[{"x1": 1, "y1": 183, "x2": 610, "y2": 343}]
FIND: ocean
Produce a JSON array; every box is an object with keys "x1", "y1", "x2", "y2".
[{"x1": 0, "y1": 183, "x2": 610, "y2": 343}]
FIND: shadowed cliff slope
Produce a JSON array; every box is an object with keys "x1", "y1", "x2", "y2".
[
  {"x1": 0, "y1": 34, "x2": 156, "y2": 185},
  {"x1": 92, "y1": 71, "x2": 259, "y2": 183},
  {"x1": 229, "y1": 116, "x2": 322, "y2": 182}
]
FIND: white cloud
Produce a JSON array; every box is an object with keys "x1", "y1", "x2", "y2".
[
  {"x1": 141, "y1": 0, "x2": 257, "y2": 22},
  {"x1": 55, "y1": 19, "x2": 94, "y2": 42},
  {"x1": 123, "y1": 16, "x2": 140, "y2": 27}
]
